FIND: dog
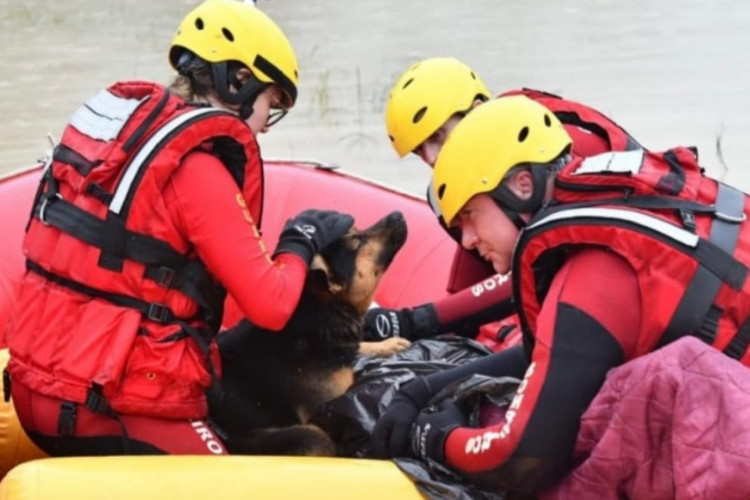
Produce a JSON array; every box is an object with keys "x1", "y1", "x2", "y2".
[{"x1": 208, "y1": 211, "x2": 408, "y2": 456}]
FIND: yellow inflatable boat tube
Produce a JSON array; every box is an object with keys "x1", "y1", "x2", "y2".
[
  {"x1": 0, "y1": 456, "x2": 424, "y2": 499},
  {"x1": 0, "y1": 348, "x2": 424, "y2": 499}
]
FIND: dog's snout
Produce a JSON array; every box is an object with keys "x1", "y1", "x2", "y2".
[
  {"x1": 386, "y1": 211, "x2": 405, "y2": 225},
  {"x1": 362, "y1": 211, "x2": 408, "y2": 258},
  {"x1": 384, "y1": 211, "x2": 407, "y2": 248}
]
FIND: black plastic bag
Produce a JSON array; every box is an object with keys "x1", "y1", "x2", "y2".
[
  {"x1": 312, "y1": 336, "x2": 521, "y2": 500},
  {"x1": 313, "y1": 336, "x2": 493, "y2": 457}
]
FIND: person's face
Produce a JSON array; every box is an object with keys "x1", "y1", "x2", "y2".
[
  {"x1": 245, "y1": 84, "x2": 287, "y2": 135},
  {"x1": 456, "y1": 194, "x2": 521, "y2": 274},
  {"x1": 413, "y1": 114, "x2": 463, "y2": 167}
]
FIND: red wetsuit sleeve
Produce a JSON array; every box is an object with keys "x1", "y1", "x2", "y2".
[
  {"x1": 442, "y1": 248, "x2": 640, "y2": 490},
  {"x1": 432, "y1": 273, "x2": 513, "y2": 325},
  {"x1": 164, "y1": 151, "x2": 307, "y2": 331}
]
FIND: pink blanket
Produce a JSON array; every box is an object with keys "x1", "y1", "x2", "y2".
[{"x1": 544, "y1": 337, "x2": 750, "y2": 500}]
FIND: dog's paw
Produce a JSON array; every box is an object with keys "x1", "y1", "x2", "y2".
[{"x1": 359, "y1": 337, "x2": 411, "y2": 357}]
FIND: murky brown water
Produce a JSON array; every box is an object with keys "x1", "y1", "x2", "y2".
[{"x1": 1, "y1": 0, "x2": 749, "y2": 195}]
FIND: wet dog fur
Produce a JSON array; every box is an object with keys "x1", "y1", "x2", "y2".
[{"x1": 208, "y1": 211, "x2": 407, "y2": 456}]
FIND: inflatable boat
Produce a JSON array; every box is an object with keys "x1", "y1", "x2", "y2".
[{"x1": 0, "y1": 159, "x2": 459, "y2": 499}]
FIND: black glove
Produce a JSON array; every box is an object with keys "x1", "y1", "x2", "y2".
[
  {"x1": 274, "y1": 209, "x2": 355, "y2": 265},
  {"x1": 371, "y1": 376, "x2": 434, "y2": 458},
  {"x1": 362, "y1": 304, "x2": 441, "y2": 341},
  {"x1": 411, "y1": 399, "x2": 467, "y2": 464}
]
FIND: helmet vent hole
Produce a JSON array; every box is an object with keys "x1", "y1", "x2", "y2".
[
  {"x1": 470, "y1": 71, "x2": 477, "y2": 80},
  {"x1": 402, "y1": 78, "x2": 415, "y2": 90},
  {"x1": 413, "y1": 106, "x2": 427, "y2": 124},
  {"x1": 544, "y1": 114, "x2": 552, "y2": 127},
  {"x1": 222, "y1": 28, "x2": 234, "y2": 42},
  {"x1": 195, "y1": 17, "x2": 204, "y2": 30},
  {"x1": 518, "y1": 126, "x2": 529, "y2": 143},
  {"x1": 437, "y1": 184, "x2": 446, "y2": 200}
]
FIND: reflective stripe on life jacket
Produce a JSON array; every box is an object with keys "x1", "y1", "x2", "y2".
[{"x1": 512, "y1": 147, "x2": 750, "y2": 364}]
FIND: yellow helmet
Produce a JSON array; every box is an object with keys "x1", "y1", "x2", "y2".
[
  {"x1": 169, "y1": 0, "x2": 299, "y2": 107},
  {"x1": 385, "y1": 57, "x2": 491, "y2": 157},
  {"x1": 432, "y1": 95, "x2": 572, "y2": 226}
]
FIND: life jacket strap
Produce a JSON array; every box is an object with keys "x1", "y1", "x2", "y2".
[
  {"x1": 661, "y1": 182, "x2": 746, "y2": 352},
  {"x1": 30, "y1": 195, "x2": 225, "y2": 329},
  {"x1": 26, "y1": 259, "x2": 179, "y2": 325}
]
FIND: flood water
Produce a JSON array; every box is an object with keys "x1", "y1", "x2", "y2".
[{"x1": 1, "y1": 0, "x2": 749, "y2": 196}]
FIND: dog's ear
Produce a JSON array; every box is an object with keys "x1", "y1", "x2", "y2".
[{"x1": 310, "y1": 255, "x2": 344, "y2": 294}]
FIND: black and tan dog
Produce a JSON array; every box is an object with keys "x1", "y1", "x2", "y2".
[{"x1": 208, "y1": 211, "x2": 408, "y2": 456}]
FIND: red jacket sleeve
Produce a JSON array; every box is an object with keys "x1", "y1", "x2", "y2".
[
  {"x1": 163, "y1": 151, "x2": 307, "y2": 331},
  {"x1": 441, "y1": 248, "x2": 641, "y2": 490},
  {"x1": 432, "y1": 273, "x2": 513, "y2": 325}
]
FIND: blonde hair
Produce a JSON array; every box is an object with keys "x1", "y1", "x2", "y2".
[{"x1": 167, "y1": 57, "x2": 215, "y2": 101}]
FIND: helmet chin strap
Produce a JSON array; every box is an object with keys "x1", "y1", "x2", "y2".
[
  {"x1": 490, "y1": 163, "x2": 551, "y2": 229},
  {"x1": 498, "y1": 205, "x2": 527, "y2": 231},
  {"x1": 488, "y1": 154, "x2": 571, "y2": 229},
  {"x1": 211, "y1": 61, "x2": 268, "y2": 120}
]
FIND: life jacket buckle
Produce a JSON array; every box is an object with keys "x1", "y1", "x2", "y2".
[
  {"x1": 679, "y1": 209, "x2": 696, "y2": 232},
  {"x1": 2, "y1": 369, "x2": 10, "y2": 403},
  {"x1": 57, "y1": 401, "x2": 77, "y2": 437},
  {"x1": 155, "y1": 266, "x2": 176, "y2": 287},
  {"x1": 84, "y1": 386, "x2": 115, "y2": 417},
  {"x1": 146, "y1": 303, "x2": 171, "y2": 323},
  {"x1": 38, "y1": 193, "x2": 62, "y2": 225}
]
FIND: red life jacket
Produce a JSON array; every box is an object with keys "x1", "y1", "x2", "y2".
[
  {"x1": 6, "y1": 81, "x2": 263, "y2": 419},
  {"x1": 444, "y1": 88, "x2": 643, "y2": 293},
  {"x1": 512, "y1": 147, "x2": 750, "y2": 364}
]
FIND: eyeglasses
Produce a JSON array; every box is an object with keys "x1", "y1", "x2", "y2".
[{"x1": 265, "y1": 107, "x2": 288, "y2": 128}]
